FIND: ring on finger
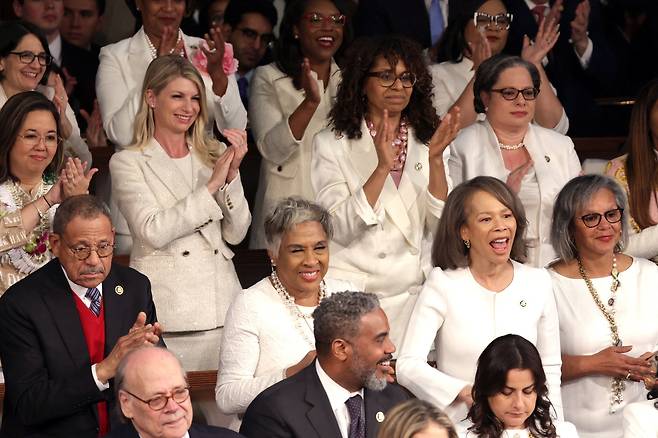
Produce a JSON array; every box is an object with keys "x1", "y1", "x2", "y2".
[{"x1": 625, "y1": 370, "x2": 632, "y2": 380}]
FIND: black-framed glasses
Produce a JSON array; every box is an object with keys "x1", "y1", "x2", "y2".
[
  {"x1": 366, "y1": 71, "x2": 417, "y2": 88},
  {"x1": 473, "y1": 12, "x2": 513, "y2": 30},
  {"x1": 491, "y1": 87, "x2": 540, "y2": 101},
  {"x1": 302, "y1": 12, "x2": 346, "y2": 27},
  {"x1": 122, "y1": 387, "x2": 190, "y2": 411},
  {"x1": 580, "y1": 208, "x2": 624, "y2": 228},
  {"x1": 236, "y1": 27, "x2": 275, "y2": 46},
  {"x1": 68, "y1": 242, "x2": 115, "y2": 260},
  {"x1": 9, "y1": 51, "x2": 52, "y2": 66}
]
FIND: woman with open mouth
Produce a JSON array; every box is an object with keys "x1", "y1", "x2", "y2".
[
  {"x1": 448, "y1": 54, "x2": 581, "y2": 267},
  {"x1": 396, "y1": 176, "x2": 562, "y2": 425}
]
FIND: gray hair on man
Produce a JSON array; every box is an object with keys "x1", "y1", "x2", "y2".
[
  {"x1": 52, "y1": 195, "x2": 112, "y2": 235},
  {"x1": 313, "y1": 291, "x2": 380, "y2": 355},
  {"x1": 550, "y1": 174, "x2": 629, "y2": 261},
  {"x1": 264, "y1": 197, "x2": 334, "y2": 254}
]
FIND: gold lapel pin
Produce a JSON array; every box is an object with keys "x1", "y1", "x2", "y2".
[
  {"x1": 544, "y1": 155, "x2": 550, "y2": 163},
  {"x1": 414, "y1": 162, "x2": 422, "y2": 171},
  {"x1": 115, "y1": 285, "x2": 124, "y2": 296},
  {"x1": 376, "y1": 411, "x2": 385, "y2": 423}
]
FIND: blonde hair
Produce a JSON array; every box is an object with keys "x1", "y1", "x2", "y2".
[
  {"x1": 132, "y1": 55, "x2": 222, "y2": 167},
  {"x1": 377, "y1": 399, "x2": 458, "y2": 438}
]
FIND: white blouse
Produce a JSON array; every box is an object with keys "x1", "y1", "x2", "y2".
[
  {"x1": 457, "y1": 422, "x2": 580, "y2": 437},
  {"x1": 550, "y1": 257, "x2": 658, "y2": 438},
  {"x1": 396, "y1": 261, "x2": 563, "y2": 423}
]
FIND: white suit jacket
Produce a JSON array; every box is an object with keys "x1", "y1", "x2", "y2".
[
  {"x1": 109, "y1": 138, "x2": 251, "y2": 331},
  {"x1": 97, "y1": 27, "x2": 247, "y2": 148},
  {"x1": 311, "y1": 121, "x2": 449, "y2": 347},
  {"x1": 449, "y1": 120, "x2": 581, "y2": 267},
  {"x1": 248, "y1": 61, "x2": 340, "y2": 249}
]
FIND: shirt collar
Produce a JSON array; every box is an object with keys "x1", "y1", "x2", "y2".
[
  {"x1": 60, "y1": 265, "x2": 103, "y2": 303},
  {"x1": 315, "y1": 360, "x2": 363, "y2": 413},
  {"x1": 49, "y1": 34, "x2": 63, "y2": 67}
]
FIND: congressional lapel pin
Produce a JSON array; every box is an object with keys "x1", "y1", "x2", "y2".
[
  {"x1": 115, "y1": 285, "x2": 124, "y2": 296},
  {"x1": 376, "y1": 411, "x2": 385, "y2": 423},
  {"x1": 414, "y1": 162, "x2": 422, "y2": 171},
  {"x1": 520, "y1": 300, "x2": 527, "y2": 308},
  {"x1": 544, "y1": 155, "x2": 550, "y2": 163}
]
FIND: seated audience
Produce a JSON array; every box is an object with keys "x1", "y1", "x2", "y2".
[
  {"x1": 216, "y1": 197, "x2": 353, "y2": 428},
  {"x1": 0, "y1": 194, "x2": 162, "y2": 437},
  {"x1": 622, "y1": 398, "x2": 658, "y2": 438},
  {"x1": 549, "y1": 174, "x2": 658, "y2": 438},
  {"x1": 109, "y1": 347, "x2": 244, "y2": 438},
  {"x1": 249, "y1": 0, "x2": 353, "y2": 249},
  {"x1": 449, "y1": 54, "x2": 581, "y2": 267},
  {"x1": 60, "y1": 0, "x2": 105, "y2": 58},
  {"x1": 461, "y1": 334, "x2": 578, "y2": 438},
  {"x1": 377, "y1": 399, "x2": 458, "y2": 438},
  {"x1": 13, "y1": 0, "x2": 100, "y2": 131},
  {"x1": 221, "y1": 0, "x2": 277, "y2": 108},
  {"x1": 240, "y1": 291, "x2": 409, "y2": 438},
  {"x1": 0, "y1": 91, "x2": 93, "y2": 294},
  {"x1": 605, "y1": 78, "x2": 658, "y2": 261},
  {"x1": 110, "y1": 55, "x2": 250, "y2": 371},
  {"x1": 0, "y1": 21, "x2": 92, "y2": 165},
  {"x1": 312, "y1": 35, "x2": 460, "y2": 347},
  {"x1": 200, "y1": 0, "x2": 232, "y2": 30},
  {"x1": 431, "y1": 0, "x2": 568, "y2": 133},
  {"x1": 396, "y1": 176, "x2": 562, "y2": 424}
]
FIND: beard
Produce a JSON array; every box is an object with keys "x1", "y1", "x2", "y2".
[{"x1": 350, "y1": 352, "x2": 391, "y2": 391}]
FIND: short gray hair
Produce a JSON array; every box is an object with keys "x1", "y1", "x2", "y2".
[
  {"x1": 551, "y1": 174, "x2": 629, "y2": 261},
  {"x1": 264, "y1": 197, "x2": 333, "y2": 253},
  {"x1": 313, "y1": 291, "x2": 380, "y2": 355},
  {"x1": 52, "y1": 195, "x2": 111, "y2": 235}
]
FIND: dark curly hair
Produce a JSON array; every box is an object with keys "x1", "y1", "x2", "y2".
[
  {"x1": 329, "y1": 35, "x2": 438, "y2": 143},
  {"x1": 467, "y1": 334, "x2": 558, "y2": 438},
  {"x1": 275, "y1": 0, "x2": 355, "y2": 90}
]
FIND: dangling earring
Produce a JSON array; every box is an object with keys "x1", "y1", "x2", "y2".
[
  {"x1": 270, "y1": 259, "x2": 276, "y2": 274},
  {"x1": 463, "y1": 239, "x2": 471, "y2": 249},
  {"x1": 293, "y1": 34, "x2": 299, "y2": 40}
]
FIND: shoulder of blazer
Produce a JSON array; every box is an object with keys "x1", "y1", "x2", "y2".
[
  {"x1": 0, "y1": 258, "x2": 64, "y2": 304},
  {"x1": 452, "y1": 122, "x2": 489, "y2": 152},
  {"x1": 527, "y1": 123, "x2": 574, "y2": 149},
  {"x1": 254, "y1": 63, "x2": 288, "y2": 83}
]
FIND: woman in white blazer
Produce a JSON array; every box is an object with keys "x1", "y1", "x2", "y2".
[
  {"x1": 110, "y1": 56, "x2": 250, "y2": 371},
  {"x1": 248, "y1": 0, "x2": 353, "y2": 249},
  {"x1": 430, "y1": 0, "x2": 568, "y2": 133},
  {"x1": 311, "y1": 36, "x2": 460, "y2": 348},
  {"x1": 449, "y1": 55, "x2": 581, "y2": 267},
  {"x1": 396, "y1": 177, "x2": 562, "y2": 425}
]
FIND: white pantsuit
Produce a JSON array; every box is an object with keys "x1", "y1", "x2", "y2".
[
  {"x1": 248, "y1": 62, "x2": 340, "y2": 249},
  {"x1": 311, "y1": 122, "x2": 449, "y2": 347}
]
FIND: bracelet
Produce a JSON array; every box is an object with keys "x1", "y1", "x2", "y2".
[{"x1": 43, "y1": 195, "x2": 52, "y2": 208}]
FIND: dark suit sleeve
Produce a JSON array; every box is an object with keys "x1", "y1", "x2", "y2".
[
  {"x1": 136, "y1": 272, "x2": 166, "y2": 348},
  {"x1": 580, "y1": 0, "x2": 616, "y2": 90},
  {"x1": 0, "y1": 293, "x2": 105, "y2": 426},
  {"x1": 239, "y1": 395, "x2": 294, "y2": 438}
]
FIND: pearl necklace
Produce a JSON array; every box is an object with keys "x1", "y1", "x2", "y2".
[
  {"x1": 498, "y1": 141, "x2": 525, "y2": 150},
  {"x1": 577, "y1": 254, "x2": 625, "y2": 412},
  {"x1": 144, "y1": 29, "x2": 184, "y2": 60},
  {"x1": 270, "y1": 270, "x2": 326, "y2": 349},
  {"x1": 366, "y1": 117, "x2": 408, "y2": 171}
]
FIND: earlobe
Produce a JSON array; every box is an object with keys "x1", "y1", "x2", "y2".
[
  {"x1": 146, "y1": 90, "x2": 156, "y2": 109},
  {"x1": 118, "y1": 392, "x2": 133, "y2": 419},
  {"x1": 332, "y1": 339, "x2": 350, "y2": 361}
]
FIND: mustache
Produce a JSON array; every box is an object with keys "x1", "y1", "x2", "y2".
[
  {"x1": 378, "y1": 354, "x2": 393, "y2": 364},
  {"x1": 80, "y1": 266, "x2": 105, "y2": 275}
]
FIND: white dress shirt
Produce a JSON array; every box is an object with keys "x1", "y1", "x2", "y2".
[
  {"x1": 315, "y1": 360, "x2": 364, "y2": 438},
  {"x1": 48, "y1": 34, "x2": 63, "y2": 67}
]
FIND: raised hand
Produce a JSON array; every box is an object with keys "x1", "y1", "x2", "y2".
[
  {"x1": 373, "y1": 110, "x2": 396, "y2": 172},
  {"x1": 522, "y1": 16, "x2": 560, "y2": 65},
  {"x1": 207, "y1": 147, "x2": 235, "y2": 193},
  {"x1": 429, "y1": 108, "x2": 460, "y2": 162},
  {"x1": 49, "y1": 73, "x2": 73, "y2": 140},
  {"x1": 299, "y1": 58, "x2": 321, "y2": 104},
  {"x1": 222, "y1": 128, "x2": 248, "y2": 182},
  {"x1": 546, "y1": 0, "x2": 564, "y2": 28},
  {"x1": 61, "y1": 157, "x2": 97, "y2": 199},
  {"x1": 570, "y1": 0, "x2": 590, "y2": 56},
  {"x1": 80, "y1": 100, "x2": 108, "y2": 148},
  {"x1": 157, "y1": 25, "x2": 183, "y2": 57},
  {"x1": 469, "y1": 30, "x2": 493, "y2": 71},
  {"x1": 202, "y1": 25, "x2": 229, "y2": 97},
  {"x1": 61, "y1": 67, "x2": 78, "y2": 97}
]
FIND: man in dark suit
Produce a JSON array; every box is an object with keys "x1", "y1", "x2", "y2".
[
  {"x1": 240, "y1": 291, "x2": 409, "y2": 438},
  {"x1": 108, "y1": 347, "x2": 243, "y2": 438},
  {"x1": 0, "y1": 195, "x2": 162, "y2": 438}
]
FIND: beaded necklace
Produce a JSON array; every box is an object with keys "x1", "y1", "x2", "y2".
[
  {"x1": 498, "y1": 141, "x2": 525, "y2": 150},
  {"x1": 144, "y1": 29, "x2": 184, "y2": 60},
  {"x1": 270, "y1": 270, "x2": 326, "y2": 349},
  {"x1": 577, "y1": 254, "x2": 625, "y2": 412},
  {"x1": 366, "y1": 117, "x2": 408, "y2": 171}
]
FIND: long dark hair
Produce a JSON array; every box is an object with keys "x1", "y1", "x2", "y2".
[
  {"x1": 274, "y1": 0, "x2": 354, "y2": 90},
  {"x1": 467, "y1": 335, "x2": 557, "y2": 438},
  {"x1": 624, "y1": 78, "x2": 658, "y2": 229},
  {"x1": 329, "y1": 35, "x2": 438, "y2": 143},
  {"x1": 435, "y1": 0, "x2": 491, "y2": 63},
  {"x1": 0, "y1": 21, "x2": 52, "y2": 86},
  {"x1": 0, "y1": 91, "x2": 64, "y2": 184}
]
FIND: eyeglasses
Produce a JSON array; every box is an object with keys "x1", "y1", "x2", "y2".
[
  {"x1": 18, "y1": 132, "x2": 60, "y2": 148},
  {"x1": 491, "y1": 87, "x2": 540, "y2": 101},
  {"x1": 473, "y1": 12, "x2": 513, "y2": 30},
  {"x1": 366, "y1": 71, "x2": 417, "y2": 88},
  {"x1": 9, "y1": 51, "x2": 52, "y2": 67},
  {"x1": 68, "y1": 242, "x2": 115, "y2": 260},
  {"x1": 579, "y1": 208, "x2": 623, "y2": 228},
  {"x1": 122, "y1": 387, "x2": 190, "y2": 411},
  {"x1": 302, "y1": 12, "x2": 346, "y2": 27},
  {"x1": 236, "y1": 27, "x2": 275, "y2": 46}
]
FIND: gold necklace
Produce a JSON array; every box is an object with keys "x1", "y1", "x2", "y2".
[{"x1": 577, "y1": 255, "x2": 625, "y2": 413}]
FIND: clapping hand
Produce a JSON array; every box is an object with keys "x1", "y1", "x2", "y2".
[
  {"x1": 61, "y1": 157, "x2": 97, "y2": 199},
  {"x1": 522, "y1": 16, "x2": 560, "y2": 65},
  {"x1": 429, "y1": 108, "x2": 460, "y2": 163},
  {"x1": 222, "y1": 129, "x2": 248, "y2": 182},
  {"x1": 157, "y1": 25, "x2": 184, "y2": 57},
  {"x1": 373, "y1": 110, "x2": 397, "y2": 172},
  {"x1": 49, "y1": 73, "x2": 73, "y2": 140},
  {"x1": 207, "y1": 146, "x2": 235, "y2": 193},
  {"x1": 468, "y1": 30, "x2": 492, "y2": 71},
  {"x1": 506, "y1": 159, "x2": 533, "y2": 194},
  {"x1": 202, "y1": 25, "x2": 229, "y2": 96},
  {"x1": 80, "y1": 100, "x2": 108, "y2": 148},
  {"x1": 300, "y1": 58, "x2": 321, "y2": 104}
]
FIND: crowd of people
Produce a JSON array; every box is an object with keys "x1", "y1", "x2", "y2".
[{"x1": 0, "y1": 0, "x2": 657, "y2": 437}]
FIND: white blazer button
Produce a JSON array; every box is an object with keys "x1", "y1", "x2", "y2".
[{"x1": 378, "y1": 253, "x2": 386, "y2": 259}]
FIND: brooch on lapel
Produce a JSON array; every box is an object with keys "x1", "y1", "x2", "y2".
[
  {"x1": 115, "y1": 285, "x2": 124, "y2": 296},
  {"x1": 376, "y1": 411, "x2": 385, "y2": 423},
  {"x1": 414, "y1": 163, "x2": 422, "y2": 171}
]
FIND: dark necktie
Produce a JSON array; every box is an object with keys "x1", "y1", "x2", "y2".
[
  {"x1": 85, "y1": 287, "x2": 101, "y2": 317},
  {"x1": 429, "y1": 0, "x2": 444, "y2": 46},
  {"x1": 531, "y1": 4, "x2": 548, "y2": 26},
  {"x1": 345, "y1": 394, "x2": 365, "y2": 438},
  {"x1": 237, "y1": 76, "x2": 249, "y2": 109}
]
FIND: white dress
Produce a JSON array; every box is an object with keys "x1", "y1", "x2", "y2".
[
  {"x1": 550, "y1": 257, "x2": 658, "y2": 438},
  {"x1": 216, "y1": 276, "x2": 354, "y2": 429},
  {"x1": 623, "y1": 399, "x2": 658, "y2": 438},
  {"x1": 396, "y1": 261, "x2": 563, "y2": 423},
  {"x1": 457, "y1": 422, "x2": 580, "y2": 437}
]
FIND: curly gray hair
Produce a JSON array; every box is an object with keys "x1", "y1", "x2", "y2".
[{"x1": 264, "y1": 197, "x2": 333, "y2": 254}]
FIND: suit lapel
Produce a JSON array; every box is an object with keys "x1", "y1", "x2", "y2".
[
  {"x1": 364, "y1": 388, "x2": 386, "y2": 438},
  {"x1": 127, "y1": 28, "x2": 153, "y2": 87},
  {"x1": 39, "y1": 260, "x2": 90, "y2": 370},
  {"x1": 143, "y1": 139, "x2": 193, "y2": 201},
  {"x1": 102, "y1": 264, "x2": 131, "y2": 356},
  {"x1": 303, "y1": 365, "x2": 343, "y2": 438},
  {"x1": 523, "y1": 125, "x2": 554, "y2": 207}
]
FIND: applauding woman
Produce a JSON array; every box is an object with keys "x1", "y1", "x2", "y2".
[
  {"x1": 396, "y1": 177, "x2": 562, "y2": 424},
  {"x1": 249, "y1": 0, "x2": 353, "y2": 249},
  {"x1": 0, "y1": 92, "x2": 94, "y2": 294},
  {"x1": 312, "y1": 35, "x2": 460, "y2": 347},
  {"x1": 110, "y1": 56, "x2": 250, "y2": 371}
]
